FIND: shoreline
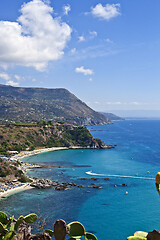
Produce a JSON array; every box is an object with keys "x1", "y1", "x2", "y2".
[
  {"x1": 0, "y1": 184, "x2": 33, "y2": 200},
  {"x1": 17, "y1": 145, "x2": 111, "y2": 161},
  {"x1": 17, "y1": 147, "x2": 69, "y2": 161},
  {"x1": 0, "y1": 145, "x2": 113, "y2": 199},
  {"x1": 0, "y1": 147, "x2": 90, "y2": 199}
]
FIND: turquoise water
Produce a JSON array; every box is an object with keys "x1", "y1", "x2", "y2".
[{"x1": 1, "y1": 120, "x2": 160, "y2": 239}]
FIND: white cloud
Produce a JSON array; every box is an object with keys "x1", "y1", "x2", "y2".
[
  {"x1": 75, "y1": 66, "x2": 93, "y2": 76},
  {"x1": 0, "y1": 72, "x2": 10, "y2": 81},
  {"x1": 0, "y1": 0, "x2": 72, "y2": 71},
  {"x1": 105, "y1": 38, "x2": 113, "y2": 43},
  {"x1": 91, "y1": 3, "x2": 121, "y2": 21},
  {"x1": 89, "y1": 77, "x2": 93, "y2": 81},
  {"x1": 78, "y1": 36, "x2": 85, "y2": 42},
  {"x1": 6, "y1": 80, "x2": 19, "y2": 87},
  {"x1": 89, "y1": 31, "x2": 97, "y2": 38},
  {"x1": 106, "y1": 101, "x2": 122, "y2": 105},
  {"x1": 63, "y1": 4, "x2": 71, "y2": 15},
  {"x1": 70, "y1": 48, "x2": 76, "y2": 54}
]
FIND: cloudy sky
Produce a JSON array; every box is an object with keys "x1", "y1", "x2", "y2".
[{"x1": 0, "y1": 0, "x2": 160, "y2": 114}]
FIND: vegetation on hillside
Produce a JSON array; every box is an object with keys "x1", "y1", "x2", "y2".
[
  {"x1": 0, "y1": 84, "x2": 111, "y2": 125},
  {"x1": 0, "y1": 121, "x2": 106, "y2": 155},
  {"x1": 0, "y1": 158, "x2": 29, "y2": 182}
]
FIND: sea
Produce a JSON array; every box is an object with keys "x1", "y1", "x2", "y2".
[{"x1": 1, "y1": 120, "x2": 160, "y2": 240}]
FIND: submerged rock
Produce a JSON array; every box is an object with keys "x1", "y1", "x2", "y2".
[
  {"x1": 92, "y1": 186, "x2": 102, "y2": 189},
  {"x1": 121, "y1": 183, "x2": 128, "y2": 187}
]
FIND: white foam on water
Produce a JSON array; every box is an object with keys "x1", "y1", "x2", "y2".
[{"x1": 85, "y1": 171, "x2": 154, "y2": 180}]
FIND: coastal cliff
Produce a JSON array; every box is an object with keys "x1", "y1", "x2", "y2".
[{"x1": 0, "y1": 122, "x2": 110, "y2": 155}]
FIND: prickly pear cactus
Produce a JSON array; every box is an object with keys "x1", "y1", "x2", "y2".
[
  {"x1": 68, "y1": 221, "x2": 85, "y2": 239},
  {"x1": 0, "y1": 211, "x2": 8, "y2": 224},
  {"x1": 54, "y1": 219, "x2": 68, "y2": 240},
  {"x1": 156, "y1": 172, "x2": 160, "y2": 184},
  {"x1": 0, "y1": 212, "x2": 98, "y2": 240},
  {"x1": 133, "y1": 231, "x2": 148, "y2": 238},
  {"x1": 127, "y1": 231, "x2": 148, "y2": 240},
  {"x1": 23, "y1": 213, "x2": 38, "y2": 224},
  {"x1": 84, "y1": 232, "x2": 98, "y2": 240}
]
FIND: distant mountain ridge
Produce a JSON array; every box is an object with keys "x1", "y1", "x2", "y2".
[
  {"x1": 0, "y1": 84, "x2": 112, "y2": 125},
  {"x1": 101, "y1": 112, "x2": 124, "y2": 120}
]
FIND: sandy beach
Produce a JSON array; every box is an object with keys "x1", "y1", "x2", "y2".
[
  {"x1": 17, "y1": 146, "x2": 86, "y2": 161},
  {"x1": 0, "y1": 146, "x2": 84, "y2": 200},
  {"x1": 0, "y1": 184, "x2": 33, "y2": 199},
  {"x1": 0, "y1": 145, "x2": 98, "y2": 200}
]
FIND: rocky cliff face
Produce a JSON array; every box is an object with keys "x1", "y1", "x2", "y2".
[
  {"x1": 0, "y1": 84, "x2": 112, "y2": 125},
  {"x1": 0, "y1": 123, "x2": 110, "y2": 154}
]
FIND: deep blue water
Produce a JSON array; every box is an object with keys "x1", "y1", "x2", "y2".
[{"x1": 1, "y1": 120, "x2": 160, "y2": 240}]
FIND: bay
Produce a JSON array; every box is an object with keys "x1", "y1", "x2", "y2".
[{"x1": 1, "y1": 120, "x2": 160, "y2": 240}]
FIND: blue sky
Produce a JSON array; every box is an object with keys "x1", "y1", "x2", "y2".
[{"x1": 0, "y1": 0, "x2": 160, "y2": 115}]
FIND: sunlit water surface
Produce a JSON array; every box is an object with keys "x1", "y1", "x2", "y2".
[{"x1": 1, "y1": 120, "x2": 160, "y2": 240}]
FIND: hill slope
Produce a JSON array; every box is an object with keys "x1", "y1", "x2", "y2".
[
  {"x1": 0, "y1": 122, "x2": 108, "y2": 154},
  {"x1": 101, "y1": 112, "x2": 124, "y2": 120},
  {"x1": 0, "y1": 85, "x2": 111, "y2": 125}
]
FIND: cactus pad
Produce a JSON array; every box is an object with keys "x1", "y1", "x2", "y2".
[
  {"x1": 24, "y1": 213, "x2": 38, "y2": 223},
  {"x1": 127, "y1": 236, "x2": 147, "y2": 240},
  {"x1": 68, "y1": 222, "x2": 85, "y2": 239},
  {"x1": 85, "y1": 232, "x2": 97, "y2": 240},
  {"x1": 156, "y1": 172, "x2": 160, "y2": 184},
  {"x1": 134, "y1": 231, "x2": 148, "y2": 238},
  {"x1": 45, "y1": 229, "x2": 54, "y2": 237},
  {"x1": 0, "y1": 212, "x2": 8, "y2": 224}
]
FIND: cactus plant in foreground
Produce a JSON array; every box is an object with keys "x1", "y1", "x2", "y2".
[
  {"x1": 127, "y1": 231, "x2": 148, "y2": 240},
  {"x1": 0, "y1": 212, "x2": 38, "y2": 240},
  {"x1": 127, "y1": 172, "x2": 160, "y2": 240},
  {"x1": 0, "y1": 212, "x2": 97, "y2": 240},
  {"x1": 52, "y1": 220, "x2": 97, "y2": 240}
]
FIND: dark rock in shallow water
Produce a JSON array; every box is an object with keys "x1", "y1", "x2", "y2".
[
  {"x1": 104, "y1": 178, "x2": 110, "y2": 180},
  {"x1": 30, "y1": 178, "x2": 58, "y2": 189},
  {"x1": 55, "y1": 182, "x2": 83, "y2": 190},
  {"x1": 93, "y1": 186, "x2": 102, "y2": 189},
  {"x1": 121, "y1": 183, "x2": 128, "y2": 187},
  {"x1": 31, "y1": 178, "x2": 83, "y2": 191},
  {"x1": 55, "y1": 185, "x2": 68, "y2": 191},
  {"x1": 62, "y1": 182, "x2": 77, "y2": 186},
  {"x1": 91, "y1": 178, "x2": 98, "y2": 181}
]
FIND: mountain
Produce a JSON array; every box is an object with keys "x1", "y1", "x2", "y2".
[
  {"x1": 101, "y1": 112, "x2": 124, "y2": 120},
  {"x1": 0, "y1": 84, "x2": 111, "y2": 125}
]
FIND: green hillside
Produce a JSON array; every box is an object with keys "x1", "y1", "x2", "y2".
[
  {"x1": 0, "y1": 84, "x2": 112, "y2": 125},
  {"x1": 0, "y1": 122, "x2": 108, "y2": 155}
]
